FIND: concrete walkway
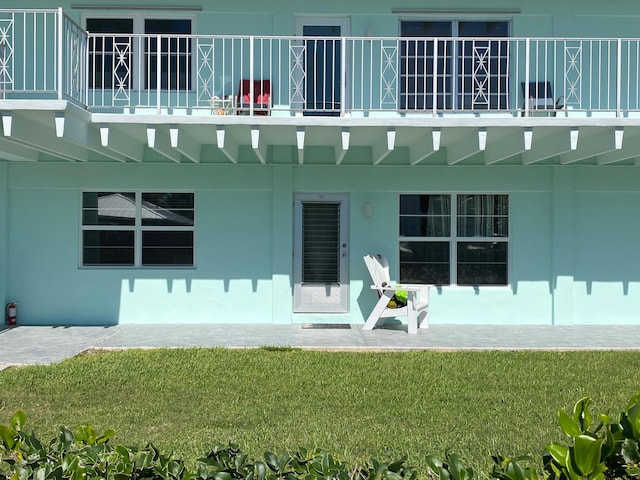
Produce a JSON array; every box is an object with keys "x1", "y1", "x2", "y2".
[{"x1": 1, "y1": 323, "x2": 640, "y2": 370}]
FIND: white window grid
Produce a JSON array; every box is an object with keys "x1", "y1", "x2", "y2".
[
  {"x1": 398, "y1": 193, "x2": 510, "y2": 286},
  {"x1": 80, "y1": 191, "x2": 196, "y2": 268}
]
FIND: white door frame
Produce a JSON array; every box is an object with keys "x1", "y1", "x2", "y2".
[{"x1": 293, "y1": 193, "x2": 349, "y2": 313}]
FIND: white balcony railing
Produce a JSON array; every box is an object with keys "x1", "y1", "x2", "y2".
[
  {"x1": 2, "y1": 9, "x2": 640, "y2": 117},
  {"x1": 0, "y1": 9, "x2": 87, "y2": 103}
]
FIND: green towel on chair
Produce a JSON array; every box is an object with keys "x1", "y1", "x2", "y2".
[{"x1": 387, "y1": 289, "x2": 407, "y2": 308}]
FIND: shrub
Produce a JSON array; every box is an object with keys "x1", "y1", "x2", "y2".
[
  {"x1": 543, "y1": 394, "x2": 640, "y2": 480},
  {"x1": 0, "y1": 411, "x2": 417, "y2": 480},
  {"x1": 2, "y1": 392, "x2": 640, "y2": 480}
]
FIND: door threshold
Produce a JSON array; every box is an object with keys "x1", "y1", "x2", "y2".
[{"x1": 301, "y1": 323, "x2": 351, "y2": 329}]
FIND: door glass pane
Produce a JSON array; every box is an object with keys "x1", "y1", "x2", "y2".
[
  {"x1": 457, "y1": 22, "x2": 509, "y2": 110},
  {"x1": 400, "y1": 21, "x2": 452, "y2": 110},
  {"x1": 86, "y1": 18, "x2": 133, "y2": 90},
  {"x1": 303, "y1": 25, "x2": 341, "y2": 116},
  {"x1": 458, "y1": 21, "x2": 509, "y2": 37},
  {"x1": 302, "y1": 203, "x2": 340, "y2": 283},
  {"x1": 145, "y1": 19, "x2": 192, "y2": 90}
]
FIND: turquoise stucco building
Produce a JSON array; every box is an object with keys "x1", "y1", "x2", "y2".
[{"x1": 1, "y1": 0, "x2": 640, "y2": 327}]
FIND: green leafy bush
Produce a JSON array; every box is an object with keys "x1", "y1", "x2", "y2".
[
  {"x1": 0, "y1": 411, "x2": 417, "y2": 480},
  {"x1": 2, "y1": 392, "x2": 640, "y2": 480},
  {"x1": 0, "y1": 410, "x2": 186, "y2": 480},
  {"x1": 544, "y1": 394, "x2": 640, "y2": 480}
]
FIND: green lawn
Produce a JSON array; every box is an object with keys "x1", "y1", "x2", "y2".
[{"x1": 1, "y1": 348, "x2": 639, "y2": 477}]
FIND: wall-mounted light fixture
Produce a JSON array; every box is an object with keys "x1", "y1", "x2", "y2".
[{"x1": 363, "y1": 202, "x2": 373, "y2": 218}]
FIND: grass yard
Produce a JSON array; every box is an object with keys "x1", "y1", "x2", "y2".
[{"x1": 1, "y1": 348, "x2": 639, "y2": 477}]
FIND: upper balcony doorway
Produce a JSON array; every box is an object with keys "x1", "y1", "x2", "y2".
[
  {"x1": 295, "y1": 17, "x2": 350, "y2": 116},
  {"x1": 84, "y1": 15, "x2": 194, "y2": 108},
  {"x1": 400, "y1": 20, "x2": 510, "y2": 112}
]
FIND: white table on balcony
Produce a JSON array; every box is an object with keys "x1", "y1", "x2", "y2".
[{"x1": 209, "y1": 96, "x2": 234, "y2": 115}]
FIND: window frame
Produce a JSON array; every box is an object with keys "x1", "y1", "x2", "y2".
[
  {"x1": 398, "y1": 192, "x2": 510, "y2": 286},
  {"x1": 398, "y1": 18, "x2": 511, "y2": 111},
  {"x1": 83, "y1": 12, "x2": 196, "y2": 92},
  {"x1": 80, "y1": 191, "x2": 196, "y2": 269}
]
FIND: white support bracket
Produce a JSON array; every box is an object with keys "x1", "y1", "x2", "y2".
[
  {"x1": 216, "y1": 125, "x2": 239, "y2": 163},
  {"x1": 336, "y1": 127, "x2": 350, "y2": 165},
  {"x1": 1, "y1": 112, "x2": 12, "y2": 137},
  {"x1": 372, "y1": 128, "x2": 396, "y2": 165},
  {"x1": 251, "y1": 126, "x2": 267, "y2": 164},
  {"x1": 296, "y1": 127, "x2": 305, "y2": 164}
]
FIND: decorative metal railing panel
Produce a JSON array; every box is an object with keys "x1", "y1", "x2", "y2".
[
  {"x1": 380, "y1": 42, "x2": 398, "y2": 109},
  {"x1": 289, "y1": 42, "x2": 306, "y2": 111},
  {"x1": 4, "y1": 9, "x2": 640, "y2": 116},
  {"x1": 565, "y1": 44, "x2": 582, "y2": 107},
  {"x1": 472, "y1": 45, "x2": 491, "y2": 108},
  {"x1": 111, "y1": 40, "x2": 131, "y2": 105},
  {"x1": 196, "y1": 39, "x2": 215, "y2": 104},
  {"x1": 0, "y1": 15, "x2": 14, "y2": 96},
  {"x1": 61, "y1": 14, "x2": 87, "y2": 104}
]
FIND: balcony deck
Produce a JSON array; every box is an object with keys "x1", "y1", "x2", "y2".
[
  {"x1": 1, "y1": 9, "x2": 640, "y2": 117},
  {"x1": 1, "y1": 8, "x2": 640, "y2": 166}
]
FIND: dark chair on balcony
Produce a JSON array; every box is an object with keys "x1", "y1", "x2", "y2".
[
  {"x1": 520, "y1": 81, "x2": 564, "y2": 117},
  {"x1": 236, "y1": 79, "x2": 271, "y2": 116}
]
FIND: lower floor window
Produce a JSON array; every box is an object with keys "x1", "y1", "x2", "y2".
[
  {"x1": 81, "y1": 192, "x2": 195, "y2": 267},
  {"x1": 399, "y1": 193, "x2": 509, "y2": 286}
]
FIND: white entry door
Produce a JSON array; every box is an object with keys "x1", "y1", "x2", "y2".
[{"x1": 293, "y1": 193, "x2": 349, "y2": 313}]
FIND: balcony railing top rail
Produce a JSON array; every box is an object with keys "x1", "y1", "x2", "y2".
[{"x1": 1, "y1": 8, "x2": 640, "y2": 117}]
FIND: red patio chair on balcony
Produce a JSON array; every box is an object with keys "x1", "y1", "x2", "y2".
[{"x1": 237, "y1": 79, "x2": 271, "y2": 116}]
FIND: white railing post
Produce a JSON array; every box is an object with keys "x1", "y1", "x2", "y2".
[
  {"x1": 617, "y1": 38, "x2": 622, "y2": 117},
  {"x1": 249, "y1": 36, "x2": 254, "y2": 115},
  {"x1": 57, "y1": 7, "x2": 63, "y2": 100},
  {"x1": 85, "y1": 29, "x2": 90, "y2": 107},
  {"x1": 156, "y1": 34, "x2": 161, "y2": 114},
  {"x1": 432, "y1": 38, "x2": 438, "y2": 116},
  {"x1": 340, "y1": 36, "x2": 346, "y2": 116},
  {"x1": 524, "y1": 38, "x2": 530, "y2": 117}
]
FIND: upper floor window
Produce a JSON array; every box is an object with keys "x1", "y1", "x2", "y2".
[
  {"x1": 399, "y1": 20, "x2": 510, "y2": 111},
  {"x1": 399, "y1": 194, "x2": 509, "y2": 286},
  {"x1": 86, "y1": 17, "x2": 192, "y2": 92},
  {"x1": 81, "y1": 192, "x2": 195, "y2": 267}
]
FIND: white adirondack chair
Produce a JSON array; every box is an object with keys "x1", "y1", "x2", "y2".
[{"x1": 362, "y1": 253, "x2": 430, "y2": 334}]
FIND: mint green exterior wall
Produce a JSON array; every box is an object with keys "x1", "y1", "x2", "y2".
[
  {"x1": 6, "y1": 0, "x2": 640, "y2": 38},
  {"x1": 0, "y1": 163, "x2": 7, "y2": 313},
  {"x1": 3, "y1": 161, "x2": 640, "y2": 326},
  {"x1": 3, "y1": 0, "x2": 640, "y2": 326}
]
